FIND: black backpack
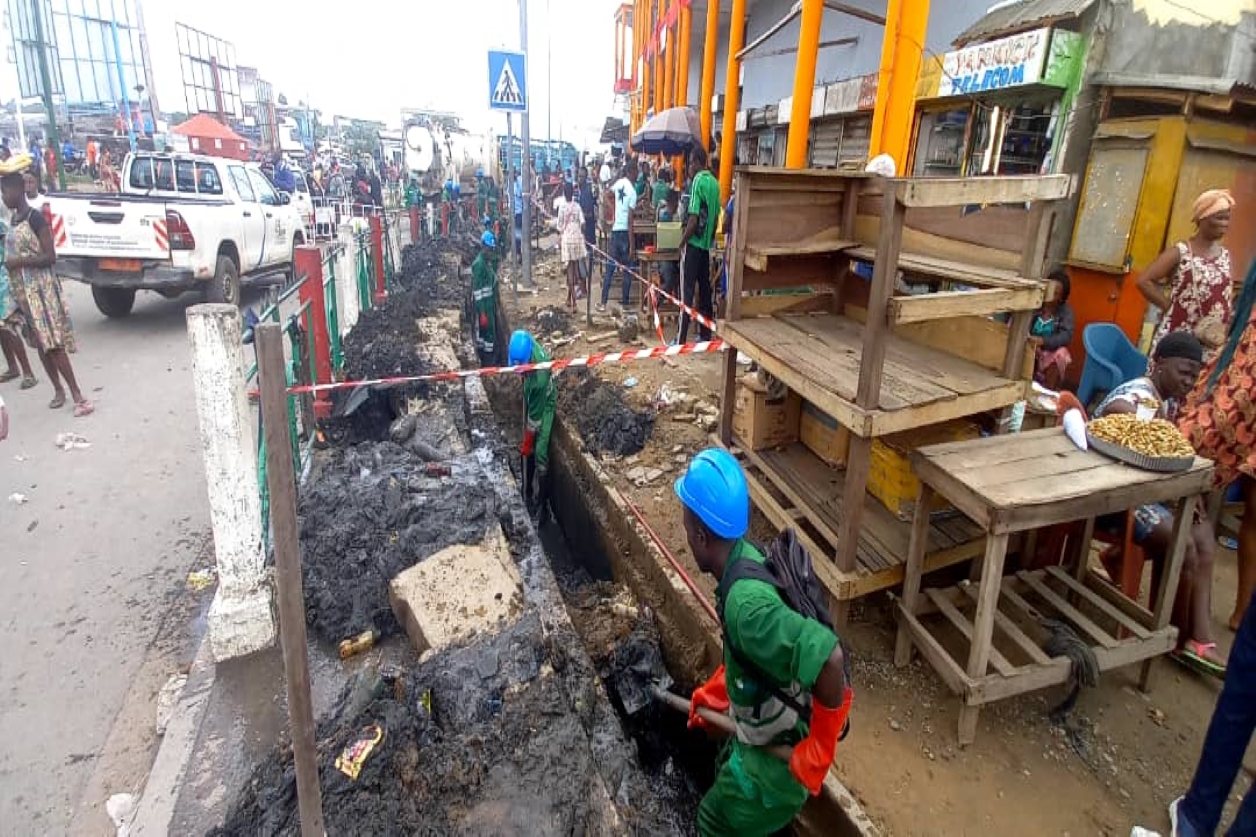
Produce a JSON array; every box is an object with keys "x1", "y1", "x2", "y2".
[{"x1": 716, "y1": 528, "x2": 851, "y2": 728}]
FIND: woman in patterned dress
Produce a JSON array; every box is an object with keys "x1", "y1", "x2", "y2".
[
  {"x1": 1138, "y1": 189, "x2": 1234, "y2": 359},
  {"x1": 1179, "y1": 258, "x2": 1256, "y2": 631},
  {"x1": 0, "y1": 160, "x2": 92, "y2": 416},
  {"x1": 0, "y1": 212, "x2": 37, "y2": 388},
  {"x1": 557, "y1": 181, "x2": 587, "y2": 312}
]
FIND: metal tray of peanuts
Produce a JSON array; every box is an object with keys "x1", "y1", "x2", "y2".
[{"x1": 1085, "y1": 409, "x2": 1190, "y2": 470}]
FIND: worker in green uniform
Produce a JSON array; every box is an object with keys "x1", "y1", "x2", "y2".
[
  {"x1": 677, "y1": 448, "x2": 852, "y2": 836},
  {"x1": 472, "y1": 231, "x2": 499, "y2": 361},
  {"x1": 476, "y1": 168, "x2": 493, "y2": 219},
  {"x1": 404, "y1": 174, "x2": 422, "y2": 210},
  {"x1": 508, "y1": 329, "x2": 557, "y2": 523}
]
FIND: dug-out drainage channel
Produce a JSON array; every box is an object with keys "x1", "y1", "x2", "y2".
[{"x1": 490, "y1": 305, "x2": 876, "y2": 837}]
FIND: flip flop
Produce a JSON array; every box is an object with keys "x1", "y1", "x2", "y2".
[
  {"x1": 1170, "y1": 640, "x2": 1227, "y2": 679},
  {"x1": 20, "y1": 376, "x2": 37, "y2": 390},
  {"x1": 73, "y1": 399, "x2": 94, "y2": 418},
  {"x1": 49, "y1": 393, "x2": 66, "y2": 409}
]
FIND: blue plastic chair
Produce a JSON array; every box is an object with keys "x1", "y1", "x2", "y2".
[{"x1": 1076, "y1": 323, "x2": 1148, "y2": 410}]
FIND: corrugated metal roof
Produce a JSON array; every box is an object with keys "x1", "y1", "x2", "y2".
[{"x1": 953, "y1": 0, "x2": 1096, "y2": 47}]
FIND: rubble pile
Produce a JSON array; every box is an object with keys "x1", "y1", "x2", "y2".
[
  {"x1": 297, "y1": 443, "x2": 498, "y2": 643},
  {"x1": 559, "y1": 371, "x2": 656, "y2": 457}
]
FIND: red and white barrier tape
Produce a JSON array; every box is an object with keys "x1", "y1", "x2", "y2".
[{"x1": 278, "y1": 338, "x2": 726, "y2": 396}]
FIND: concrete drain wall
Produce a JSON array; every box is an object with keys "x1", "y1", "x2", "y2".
[{"x1": 492, "y1": 306, "x2": 878, "y2": 837}]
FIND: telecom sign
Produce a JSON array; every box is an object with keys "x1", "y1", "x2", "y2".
[{"x1": 488, "y1": 50, "x2": 528, "y2": 112}]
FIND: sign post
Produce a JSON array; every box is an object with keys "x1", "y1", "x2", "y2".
[{"x1": 489, "y1": 47, "x2": 530, "y2": 287}]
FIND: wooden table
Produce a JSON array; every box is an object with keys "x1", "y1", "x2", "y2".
[
  {"x1": 637, "y1": 249, "x2": 682, "y2": 313},
  {"x1": 893, "y1": 428, "x2": 1214, "y2": 744}
]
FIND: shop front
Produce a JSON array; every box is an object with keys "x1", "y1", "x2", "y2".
[
  {"x1": 910, "y1": 26, "x2": 1086, "y2": 178},
  {"x1": 807, "y1": 73, "x2": 877, "y2": 170}
]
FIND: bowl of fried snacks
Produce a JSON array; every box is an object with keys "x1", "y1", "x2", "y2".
[{"x1": 1086, "y1": 413, "x2": 1196, "y2": 472}]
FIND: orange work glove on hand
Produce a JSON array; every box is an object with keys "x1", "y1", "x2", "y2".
[
  {"x1": 479, "y1": 312, "x2": 489, "y2": 329},
  {"x1": 688, "y1": 665, "x2": 730, "y2": 730},
  {"x1": 520, "y1": 428, "x2": 536, "y2": 457},
  {"x1": 789, "y1": 687, "x2": 853, "y2": 795}
]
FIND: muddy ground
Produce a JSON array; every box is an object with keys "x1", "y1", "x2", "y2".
[
  {"x1": 503, "y1": 246, "x2": 1255, "y2": 836},
  {"x1": 558, "y1": 370, "x2": 656, "y2": 457}
]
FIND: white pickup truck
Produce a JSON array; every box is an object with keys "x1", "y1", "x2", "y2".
[{"x1": 46, "y1": 152, "x2": 307, "y2": 317}]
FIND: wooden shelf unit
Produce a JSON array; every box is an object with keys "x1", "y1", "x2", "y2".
[{"x1": 716, "y1": 168, "x2": 1068, "y2": 610}]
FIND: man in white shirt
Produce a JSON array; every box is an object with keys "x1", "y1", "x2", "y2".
[{"x1": 599, "y1": 158, "x2": 638, "y2": 311}]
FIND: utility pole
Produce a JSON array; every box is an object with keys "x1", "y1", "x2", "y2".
[
  {"x1": 546, "y1": 0, "x2": 552, "y2": 166},
  {"x1": 519, "y1": 0, "x2": 533, "y2": 287},
  {"x1": 29, "y1": 0, "x2": 64, "y2": 191}
]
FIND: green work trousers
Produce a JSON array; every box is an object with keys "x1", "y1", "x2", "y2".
[{"x1": 697, "y1": 741, "x2": 808, "y2": 836}]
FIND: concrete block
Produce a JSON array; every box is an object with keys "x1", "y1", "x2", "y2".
[
  {"x1": 389, "y1": 528, "x2": 523, "y2": 656},
  {"x1": 207, "y1": 585, "x2": 276, "y2": 661}
]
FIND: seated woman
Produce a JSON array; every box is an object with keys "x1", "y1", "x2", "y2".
[
  {"x1": 1032, "y1": 270, "x2": 1075, "y2": 390},
  {"x1": 1094, "y1": 331, "x2": 1225, "y2": 677}
]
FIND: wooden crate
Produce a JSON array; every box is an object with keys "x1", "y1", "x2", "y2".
[
  {"x1": 869, "y1": 421, "x2": 981, "y2": 520},
  {"x1": 731, "y1": 376, "x2": 801, "y2": 450}
]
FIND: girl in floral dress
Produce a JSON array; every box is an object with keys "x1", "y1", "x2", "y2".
[
  {"x1": 1138, "y1": 189, "x2": 1234, "y2": 360},
  {"x1": 1179, "y1": 258, "x2": 1256, "y2": 632},
  {"x1": 0, "y1": 158, "x2": 91, "y2": 415},
  {"x1": 557, "y1": 181, "x2": 587, "y2": 312}
]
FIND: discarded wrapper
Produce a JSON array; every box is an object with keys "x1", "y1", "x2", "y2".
[{"x1": 335, "y1": 723, "x2": 384, "y2": 780}]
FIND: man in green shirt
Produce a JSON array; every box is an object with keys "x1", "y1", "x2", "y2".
[
  {"x1": 679, "y1": 145, "x2": 721, "y2": 344},
  {"x1": 651, "y1": 167, "x2": 672, "y2": 209},
  {"x1": 471, "y1": 231, "x2": 499, "y2": 362},
  {"x1": 676, "y1": 448, "x2": 851, "y2": 836},
  {"x1": 508, "y1": 329, "x2": 557, "y2": 522}
]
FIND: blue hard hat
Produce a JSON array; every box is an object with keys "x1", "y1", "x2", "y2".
[
  {"x1": 674, "y1": 448, "x2": 749, "y2": 540},
  {"x1": 481, "y1": 230, "x2": 496, "y2": 248},
  {"x1": 508, "y1": 330, "x2": 534, "y2": 365}
]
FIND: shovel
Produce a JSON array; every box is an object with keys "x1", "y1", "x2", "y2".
[{"x1": 608, "y1": 629, "x2": 793, "y2": 762}]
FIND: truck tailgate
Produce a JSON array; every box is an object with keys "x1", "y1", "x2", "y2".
[{"x1": 48, "y1": 197, "x2": 171, "y2": 261}]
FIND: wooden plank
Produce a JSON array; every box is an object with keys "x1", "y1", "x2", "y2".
[
  {"x1": 959, "y1": 532, "x2": 1010, "y2": 743},
  {"x1": 852, "y1": 220, "x2": 1022, "y2": 273},
  {"x1": 717, "y1": 348, "x2": 737, "y2": 445},
  {"x1": 256, "y1": 324, "x2": 327, "y2": 835},
  {"x1": 967, "y1": 658, "x2": 1072, "y2": 705},
  {"x1": 738, "y1": 292, "x2": 836, "y2": 319},
  {"x1": 1141, "y1": 494, "x2": 1199, "y2": 690},
  {"x1": 926, "y1": 588, "x2": 1017, "y2": 677},
  {"x1": 727, "y1": 170, "x2": 751, "y2": 322},
  {"x1": 744, "y1": 234, "x2": 856, "y2": 272},
  {"x1": 1020, "y1": 202, "x2": 1051, "y2": 283},
  {"x1": 856, "y1": 191, "x2": 904, "y2": 410},
  {"x1": 894, "y1": 174, "x2": 1071, "y2": 208},
  {"x1": 895, "y1": 484, "x2": 935, "y2": 667},
  {"x1": 846, "y1": 246, "x2": 1035, "y2": 290},
  {"x1": 921, "y1": 427, "x2": 1075, "y2": 462},
  {"x1": 1017, "y1": 570, "x2": 1119, "y2": 649},
  {"x1": 957, "y1": 584, "x2": 1053, "y2": 665},
  {"x1": 1002, "y1": 310, "x2": 1035, "y2": 381},
  {"x1": 871, "y1": 384, "x2": 1026, "y2": 437},
  {"x1": 741, "y1": 445, "x2": 843, "y2": 549},
  {"x1": 1095, "y1": 629, "x2": 1177, "y2": 673},
  {"x1": 897, "y1": 606, "x2": 969, "y2": 695},
  {"x1": 1081, "y1": 568, "x2": 1156, "y2": 628},
  {"x1": 838, "y1": 436, "x2": 873, "y2": 573},
  {"x1": 742, "y1": 256, "x2": 845, "y2": 293},
  {"x1": 888, "y1": 286, "x2": 1045, "y2": 325},
  {"x1": 847, "y1": 302, "x2": 1034, "y2": 378},
  {"x1": 1045, "y1": 565, "x2": 1151, "y2": 640}
]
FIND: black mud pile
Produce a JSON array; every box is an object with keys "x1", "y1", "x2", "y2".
[
  {"x1": 342, "y1": 287, "x2": 431, "y2": 383},
  {"x1": 397, "y1": 237, "x2": 474, "y2": 308},
  {"x1": 297, "y1": 442, "x2": 497, "y2": 642},
  {"x1": 558, "y1": 371, "x2": 656, "y2": 457},
  {"x1": 213, "y1": 612, "x2": 688, "y2": 837},
  {"x1": 533, "y1": 305, "x2": 574, "y2": 336}
]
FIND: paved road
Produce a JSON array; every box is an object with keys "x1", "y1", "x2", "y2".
[{"x1": 0, "y1": 282, "x2": 213, "y2": 835}]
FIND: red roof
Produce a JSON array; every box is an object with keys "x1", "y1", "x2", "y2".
[{"x1": 172, "y1": 113, "x2": 247, "y2": 143}]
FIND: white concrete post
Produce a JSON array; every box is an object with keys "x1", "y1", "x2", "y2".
[
  {"x1": 186, "y1": 304, "x2": 277, "y2": 661},
  {"x1": 337, "y1": 223, "x2": 360, "y2": 331}
]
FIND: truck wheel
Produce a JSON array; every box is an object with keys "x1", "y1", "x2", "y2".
[
  {"x1": 206, "y1": 255, "x2": 241, "y2": 306},
  {"x1": 91, "y1": 287, "x2": 136, "y2": 318}
]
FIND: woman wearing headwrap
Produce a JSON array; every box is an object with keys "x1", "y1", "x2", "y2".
[
  {"x1": 1137, "y1": 188, "x2": 1234, "y2": 359},
  {"x1": 1179, "y1": 258, "x2": 1256, "y2": 633}
]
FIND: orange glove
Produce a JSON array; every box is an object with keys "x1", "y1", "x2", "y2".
[
  {"x1": 789, "y1": 687, "x2": 852, "y2": 795},
  {"x1": 479, "y1": 312, "x2": 489, "y2": 329},
  {"x1": 688, "y1": 665, "x2": 730, "y2": 730},
  {"x1": 520, "y1": 428, "x2": 536, "y2": 457}
]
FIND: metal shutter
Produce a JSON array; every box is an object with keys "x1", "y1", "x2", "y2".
[
  {"x1": 838, "y1": 116, "x2": 872, "y2": 168},
  {"x1": 809, "y1": 119, "x2": 843, "y2": 168}
]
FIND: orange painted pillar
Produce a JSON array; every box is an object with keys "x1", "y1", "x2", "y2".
[
  {"x1": 662, "y1": 3, "x2": 675, "y2": 111},
  {"x1": 699, "y1": 0, "x2": 720, "y2": 149},
  {"x1": 677, "y1": 3, "x2": 692, "y2": 108},
  {"x1": 642, "y1": 0, "x2": 654, "y2": 123},
  {"x1": 718, "y1": 0, "x2": 746, "y2": 201},
  {"x1": 785, "y1": 0, "x2": 824, "y2": 168},
  {"x1": 652, "y1": 0, "x2": 663, "y2": 116},
  {"x1": 869, "y1": 0, "x2": 902, "y2": 156},
  {"x1": 880, "y1": 0, "x2": 929, "y2": 170}
]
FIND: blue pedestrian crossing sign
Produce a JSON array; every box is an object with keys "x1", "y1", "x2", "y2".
[{"x1": 488, "y1": 50, "x2": 528, "y2": 112}]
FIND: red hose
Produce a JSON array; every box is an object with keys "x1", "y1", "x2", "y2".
[{"x1": 624, "y1": 496, "x2": 720, "y2": 625}]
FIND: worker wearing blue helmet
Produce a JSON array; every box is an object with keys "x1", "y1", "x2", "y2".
[
  {"x1": 471, "y1": 230, "x2": 499, "y2": 361},
  {"x1": 676, "y1": 448, "x2": 851, "y2": 836},
  {"x1": 509, "y1": 329, "x2": 556, "y2": 521}
]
